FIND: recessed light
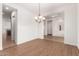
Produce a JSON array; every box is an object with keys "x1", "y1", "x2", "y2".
[{"x1": 5, "y1": 7, "x2": 9, "y2": 10}]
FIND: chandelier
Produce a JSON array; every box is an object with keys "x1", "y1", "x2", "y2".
[{"x1": 34, "y1": 3, "x2": 45, "y2": 23}]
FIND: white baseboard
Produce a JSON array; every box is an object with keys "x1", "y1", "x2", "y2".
[
  {"x1": 77, "y1": 45, "x2": 79, "y2": 49},
  {"x1": 64, "y1": 42, "x2": 77, "y2": 47},
  {"x1": 0, "y1": 47, "x2": 3, "y2": 50}
]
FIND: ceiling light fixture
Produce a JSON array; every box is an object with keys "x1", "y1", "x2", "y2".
[
  {"x1": 34, "y1": 3, "x2": 45, "y2": 23},
  {"x1": 6, "y1": 7, "x2": 9, "y2": 10}
]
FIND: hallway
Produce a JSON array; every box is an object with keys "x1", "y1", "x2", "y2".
[{"x1": 2, "y1": 34, "x2": 16, "y2": 49}]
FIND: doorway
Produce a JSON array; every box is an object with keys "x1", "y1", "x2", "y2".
[
  {"x1": 44, "y1": 13, "x2": 64, "y2": 43},
  {"x1": 2, "y1": 4, "x2": 17, "y2": 49},
  {"x1": 47, "y1": 20, "x2": 52, "y2": 36}
]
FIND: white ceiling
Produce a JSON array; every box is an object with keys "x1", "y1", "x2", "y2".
[
  {"x1": 18, "y1": 3, "x2": 67, "y2": 16},
  {"x1": 2, "y1": 4, "x2": 16, "y2": 21},
  {"x1": 3, "y1": 3, "x2": 73, "y2": 18},
  {"x1": 3, "y1": 4, "x2": 16, "y2": 17}
]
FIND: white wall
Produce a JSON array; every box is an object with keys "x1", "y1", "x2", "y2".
[
  {"x1": 77, "y1": 4, "x2": 79, "y2": 49},
  {"x1": 64, "y1": 4, "x2": 77, "y2": 46},
  {"x1": 46, "y1": 4, "x2": 77, "y2": 46},
  {"x1": 52, "y1": 16, "x2": 64, "y2": 37},
  {"x1": 44, "y1": 20, "x2": 47, "y2": 35},
  {"x1": 5, "y1": 3, "x2": 43, "y2": 45},
  {"x1": 0, "y1": 3, "x2": 2, "y2": 50}
]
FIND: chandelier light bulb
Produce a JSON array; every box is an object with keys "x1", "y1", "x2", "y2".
[
  {"x1": 39, "y1": 16, "x2": 43, "y2": 19},
  {"x1": 42, "y1": 17, "x2": 45, "y2": 20},
  {"x1": 34, "y1": 3, "x2": 45, "y2": 23},
  {"x1": 34, "y1": 16, "x2": 38, "y2": 20},
  {"x1": 6, "y1": 7, "x2": 9, "y2": 10}
]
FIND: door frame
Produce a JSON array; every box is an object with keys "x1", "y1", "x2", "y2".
[{"x1": 2, "y1": 4, "x2": 17, "y2": 49}]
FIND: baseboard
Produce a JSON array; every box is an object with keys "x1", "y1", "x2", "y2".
[
  {"x1": 0, "y1": 47, "x2": 3, "y2": 50},
  {"x1": 64, "y1": 42, "x2": 77, "y2": 47},
  {"x1": 77, "y1": 45, "x2": 79, "y2": 49}
]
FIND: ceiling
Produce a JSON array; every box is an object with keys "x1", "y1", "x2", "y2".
[
  {"x1": 3, "y1": 3, "x2": 73, "y2": 19},
  {"x1": 3, "y1": 3, "x2": 71, "y2": 16},
  {"x1": 3, "y1": 4, "x2": 16, "y2": 17},
  {"x1": 2, "y1": 4, "x2": 17, "y2": 22},
  {"x1": 18, "y1": 3, "x2": 67, "y2": 16}
]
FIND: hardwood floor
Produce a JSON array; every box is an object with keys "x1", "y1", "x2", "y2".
[
  {"x1": 44, "y1": 35, "x2": 64, "y2": 43},
  {"x1": 3, "y1": 35, "x2": 16, "y2": 49},
  {"x1": 0, "y1": 39, "x2": 78, "y2": 56}
]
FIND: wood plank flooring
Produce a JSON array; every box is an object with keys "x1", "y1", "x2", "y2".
[
  {"x1": 44, "y1": 35, "x2": 64, "y2": 43},
  {"x1": 0, "y1": 39, "x2": 78, "y2": 56},
  {"x1": 3, "y1": 35, "x2": 16, "y2": 49}
]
